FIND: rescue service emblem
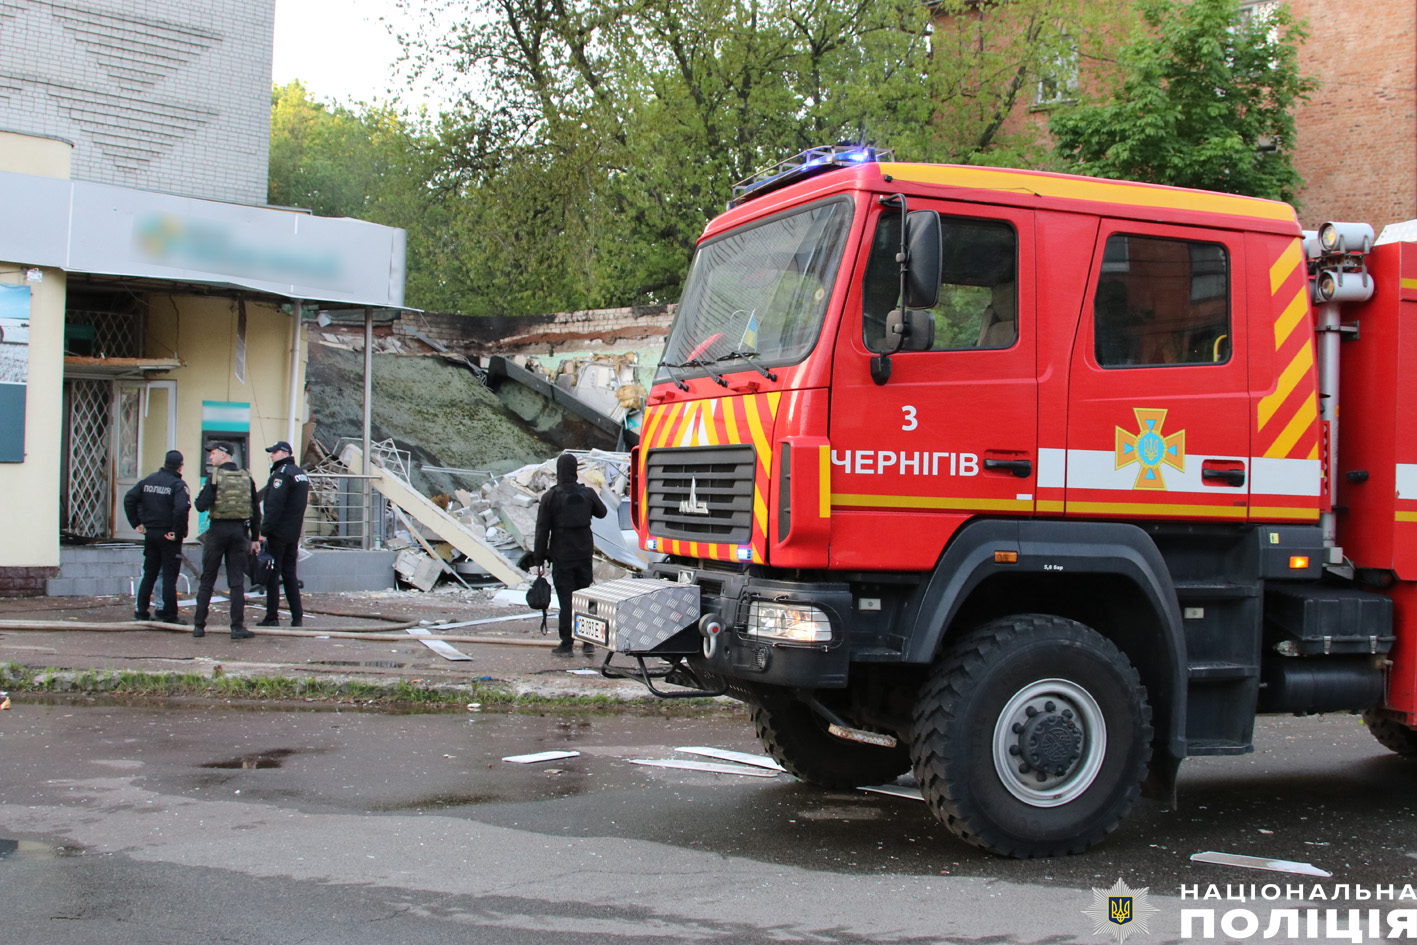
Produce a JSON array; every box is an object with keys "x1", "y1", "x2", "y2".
[{"x1": 1115, "y1": 407, "x2": 1184, "y2": 491}]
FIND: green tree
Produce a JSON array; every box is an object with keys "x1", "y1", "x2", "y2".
[
  {"x1": 395, "y1": 0, "x2": 1099, "y2": 315},
  {"x1": 1049, "y1": 0, "x2": 1316, "y2": 203}
]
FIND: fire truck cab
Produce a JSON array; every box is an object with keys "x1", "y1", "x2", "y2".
[{"x1": 570, "y1": 147, "x2": 1417, "y2": 857}]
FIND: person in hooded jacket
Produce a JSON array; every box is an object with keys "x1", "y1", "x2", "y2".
[
  {"x1": 256, "y1": 440, "x2": 310, "y2": 627},
  {"x1": 533, "y1": 452, "x2": 607, "y2": 656},
  {"x1": 123, "y1": 449, "x2": 191, "y2": 623}
]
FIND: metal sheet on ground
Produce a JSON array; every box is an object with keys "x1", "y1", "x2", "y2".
[
  {"x1": 405, "y1": 628, "x2": 473, "y2": 661},
  {"x1": 1189, "y1": 851, "x2": 1332, "y2": 877},
  {"x1": 631, "y1": 758, "x2": 780, "y2": 777},
  {"x1": 502, "y1": 750, "x2": 581, "y2": 764},
  {"x1": 675, "y1": 746, "x2": 786, "y2": 771}
]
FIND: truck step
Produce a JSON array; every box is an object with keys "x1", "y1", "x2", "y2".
[
  {"x1": 1187, "y1": 661, "x2": 1258, "y2": 681},
  {"x1": 1174, "y1": 581, "x2": 1258, "y2": 600}
]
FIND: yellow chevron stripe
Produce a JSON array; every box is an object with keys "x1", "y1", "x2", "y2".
[
  {"x1": 832, "y1": 493, "x2": 1032, "y2": 513},
  {"x1": 1273, "y1": 289, "x2": 1309, "y2": 349},
  {"x1": 1266, "y1": 394, "x2": 1318, "y2": 458},
  {"x1": 723, "y1": 395, "x2": 742, "y2": 445},
  {"x1": 1270, "y1": 240, "x2": 1303, "y2": 295},
  {"x1": 1066, "y1": 500, "x2": 1247, "y2": 519},
  {"x1": 819, "y1": 445, "x2": 830, "y2": 518},
  {"x1": 753, "y1": 485, "x2": 767, "y2": 542},
  {"x1": 743, "y1": 395, "x2": 771, "y2": 472},
  {"x1": 1258, "y1": 343, "x2": 1315, "y2": 430}
]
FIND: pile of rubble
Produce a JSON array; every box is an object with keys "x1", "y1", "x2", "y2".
[{"x1": 377, "y1": 449, "x2": 651, "y2": 592}]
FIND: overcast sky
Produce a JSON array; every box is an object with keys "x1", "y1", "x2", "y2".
[{"x1": 271, "y1": 0, "x2": 430, "y2": 109}]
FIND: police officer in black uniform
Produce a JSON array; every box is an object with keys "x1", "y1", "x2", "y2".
[
  {"x1": 192, "y1": 441, "x2": 260, "y2": 640},
  {"x1": 533, "y1": 452, "x2": 607, "y2": 657},
  {"x1": 257, "y1": 440, "x2": 310, "y2": 627},
  {"x1": 123, "y1": 449, "x2": 191, "y2": 623}
]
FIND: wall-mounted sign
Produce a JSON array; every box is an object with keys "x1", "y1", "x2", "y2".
[{"x1": 0, "y1": 284, "x2": 31, "y2": 462}]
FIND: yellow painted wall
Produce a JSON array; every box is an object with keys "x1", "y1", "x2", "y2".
[
  {"x1": 143, "y1": 294, "x2": 306, "y2": 535},
  {"x1": 0, "y1": 131, "x2": 73, "y2": 179},
  {"x1": 0, "y1": 135, "x2": 70, "y2": 568}
]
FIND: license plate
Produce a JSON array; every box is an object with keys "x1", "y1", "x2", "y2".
[{"x1": 572, "y1": 614, "x2": 608, "y2": 645}]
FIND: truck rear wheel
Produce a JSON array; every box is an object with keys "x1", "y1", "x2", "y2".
[
  {"x1": 1363, "y1": 710, "x2": 1417, "y2": 757},
  {"x1": 750, "y1": 697, "x2": 912, "y2": 789},
  {"x1": 912, "y1": 615, "x2": 1152, "y2": 857}
]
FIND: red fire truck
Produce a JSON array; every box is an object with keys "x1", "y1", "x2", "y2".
[{"x1": 570, "y1": 145, "x2": 1417, "y2": 857}]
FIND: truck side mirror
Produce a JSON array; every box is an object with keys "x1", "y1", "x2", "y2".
[
  {"x1": 904, "y1": 210, "x2": 941, "y2": 310},
  {"x1": 882, "y1": 309, "x2": 936, "y2": 353}
]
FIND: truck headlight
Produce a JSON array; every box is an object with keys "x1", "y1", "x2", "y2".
[{"x1": 747, "y1": 601, "x2": 832, "y2": 644}]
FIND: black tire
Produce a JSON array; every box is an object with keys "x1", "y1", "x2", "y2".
[
  {"x1": 1363, "y1": 709, "x2": 1417, "y2": 757},
  {"x1": 911, "y1": 614, "x2": 1152, "y2": 857},
  {"x1": 751, "y1": 697, "x2": 912, "y2": 789}
]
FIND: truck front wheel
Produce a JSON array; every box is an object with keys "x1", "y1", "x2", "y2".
[
  {"x1": 750, "y1": 696, "x2": 912, "y2": 789},
  {"x1": 1362, "y1": 710, "x2": 1417, "y2": 757},
  {"x1": 912, "y1": 615, "x2": 1152, "y2": 857}
]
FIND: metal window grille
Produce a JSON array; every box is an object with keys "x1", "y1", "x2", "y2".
[
  {"x1": 67, "y1": 378, "x2": 112, "y2": 537},
  {"x1": 67, "y1": 309, "x2": 142, "y2": 358}
]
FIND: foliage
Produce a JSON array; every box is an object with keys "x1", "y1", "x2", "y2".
[
  {"x1": 386, "y1": 0, "x2": 1099, "y2": 314},
  {"x1": 1049, "y1": 0, "x2": 1316, "y2": 203}
]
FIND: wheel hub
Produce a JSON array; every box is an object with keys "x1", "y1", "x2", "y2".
[
  {"x1": 1017, "y1": 706, "x2": 1082, "y2": 776},
  {"x1": 992, "y1": 679, "x2": 1108, "y2": 807}
]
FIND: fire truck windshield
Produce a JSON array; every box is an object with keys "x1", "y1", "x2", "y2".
[{"x1": 659, "y1": 199, "x2": 852, "y2": 381}]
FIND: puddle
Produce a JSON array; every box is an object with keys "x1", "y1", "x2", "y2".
[
  {"x1": 369, "y1": 792, "x2": 502, "y2": 811},
  {"x1": 0, "y1": 839, "x2": 86, "y2": 860},
  {"x1": 199, "y1": 747, "x2": 312, "y2": 770}
]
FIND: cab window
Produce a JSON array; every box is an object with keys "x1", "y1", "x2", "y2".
[
  {"x1": 863, "y1": 214, "x2": 1018, "y2": 352},
  {"x1": 1093, "y1": 234, "x2": 1231, "y2": 367}
]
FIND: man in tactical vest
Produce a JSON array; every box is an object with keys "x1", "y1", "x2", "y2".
[
  {"x1": 533, "y1": 452, "x2": 607, "y2": 657},
  {"x1": 257, "y1": 440, "x2": 310, "y2": 627},
  {"x1": 123, "y1": 449, "x2": 190, "y2": 623},
  {"x1": 192, "y1": 441, "x2": 260, "y2": 640}
]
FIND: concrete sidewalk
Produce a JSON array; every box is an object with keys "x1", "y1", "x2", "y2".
[{"x1": 0, "y1": 589, "x2": 676, "y2": 704}]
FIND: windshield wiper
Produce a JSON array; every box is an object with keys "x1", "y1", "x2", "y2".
[
  {"x1": 716, "y1": 349, "x2": 778, "y2": 382},
  {"x1": 663, "y1": 358, "x2": 729, "y2": 388},
  {"x1": 659, "y1": 362, "x2": 691, "y2": 391}
]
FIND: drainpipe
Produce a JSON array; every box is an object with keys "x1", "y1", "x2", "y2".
[{"x1": 286, "y1": 299, "x2": 302, "y2": 450}]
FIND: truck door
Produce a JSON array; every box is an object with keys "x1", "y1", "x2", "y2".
[
  {"x1": 828, "y1": 203, "x2": 1037, "y2": 571},
  {"x1": 1065, "y1": 223, "x2": 1251, "y2": 520}
]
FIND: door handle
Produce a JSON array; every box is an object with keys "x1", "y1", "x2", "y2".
[
  {"x1": 984, "y1": 458, "x2": 1033, "y2": 479},
  {"x1": 1202, "y1": 467, "x2": 1245, "y2": 487}
]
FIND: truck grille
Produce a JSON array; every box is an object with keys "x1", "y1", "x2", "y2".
[{"x1": 645, "y1": 445, "x2": 756, "y2": 544}]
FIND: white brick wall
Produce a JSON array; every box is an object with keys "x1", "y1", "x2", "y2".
[{"x1": 0, "y1": 0, "x2": 274, "y2": 204}]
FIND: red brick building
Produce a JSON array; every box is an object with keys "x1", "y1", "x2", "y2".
[{"x1": 936, "y1": 1, "x2": 1417, "y2": 229}]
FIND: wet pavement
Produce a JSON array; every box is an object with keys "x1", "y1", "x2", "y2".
[
  {"x1": 0, "y1": 589, "x2": 657, "y2": 700},
  {"x1": 3, "y1": 701, "x2": 1417, "y2": 943}
]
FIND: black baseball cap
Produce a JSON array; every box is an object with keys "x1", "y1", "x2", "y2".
[
  {"x1": 265, "y1": 441, "x2": 293, "y2": 454},
  {"x1": 207, "y1": 441, "x2": 235, "y2": 456},
  {"x1": 164, "y1": 450, "x2": 184, "y2": 469}
]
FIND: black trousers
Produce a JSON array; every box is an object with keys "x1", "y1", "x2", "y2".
[
  {"x1": 194, "y1": 520, "x2": 250, "y2": 631},
  {"x1": 264, "y1": 536, "x2": 302, "y2": 622},
  {"x1": 552, "y1": 558, "x2": 594, "y2": 644},
  {"x1": 136, "y1": 531, "x2": 182, "y2": 619}
]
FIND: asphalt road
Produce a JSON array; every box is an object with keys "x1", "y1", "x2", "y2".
[{"x1": 2, "y1": 702, "x2": 1415, "y2": 944}]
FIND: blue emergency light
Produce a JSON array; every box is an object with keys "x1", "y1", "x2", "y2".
[{"x1": 729, "y1": 145, "x2": 892, "y2": 208}]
